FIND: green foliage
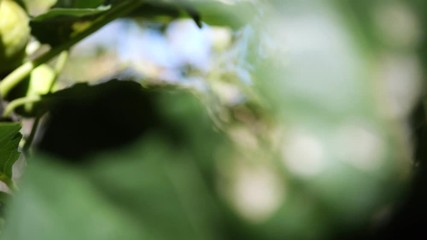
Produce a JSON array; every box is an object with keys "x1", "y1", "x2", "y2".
[
  {"x1": 0, "y1": 0, "x2": 425, "y2": 239},
  {"x1": 190, "y1": 1, "x2": 256, "y2": 29},
  {"x1": 2, "y1": 132, "x2": 224, "y2": 240},
  {"x1": 1, "y1": 79, "x2": 230, "y2": 239},
  {"x1": 53, "y1": 0, "x2": 104, "y2": 8},
  {"x1": 0, "y1": 0, "x2": 30, "y2": 75},
  {"x1": 30, "y1": 0, "x2": 203, "y2": 47},
  {"x1": 30, "y1": 7, "x2": 109, "y2": 46},
  {"x1": 0, "y1": 123, "x2": 21, "y2": 185}
]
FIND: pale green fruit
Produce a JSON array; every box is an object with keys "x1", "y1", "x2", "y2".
[
  {"x1": 0, "y1": 0, "x2": 30, "y2": 75},
  {"x1": 28, "y1": 64, "x2": 55, "y2": 96},
  {"x1": 22, "y1": 64, "x2": 55, "y2": 113}
]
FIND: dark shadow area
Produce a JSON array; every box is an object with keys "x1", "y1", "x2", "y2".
[{"x1": 36, "y1": 80, "x2": 184, "y2": 162}]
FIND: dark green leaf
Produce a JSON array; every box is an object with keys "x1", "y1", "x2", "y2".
[
  {"x1": 52, "y1": 0, "x2": 105, "y2": 9},
  {"x1": 129, "y1": 2, "x2": 180, "y2": 20},
  {"x1": 30, "y1": 7, "x2": 109, "y2": 46},
  {"x1": 191, "y1": 2, "x2": 257, "y2": 29},
  {"x1": 34, "y1": 79, "x2": 224, "y2": 175},
  {"x1": 0, "y1": 123, "x2": 22, "y2": 183},
  {"x1": 34, "y1": 80, "x2": 184, "y2": 160},
  {"x1": 29, "y1": 1, "x2": 189, "y2": 46},
  {"x1": 33, "y1": 7, "x2": 109, "y2": 20},
  {"x1": 183, "y1": 5, "x2": 202, "y2": 28}
]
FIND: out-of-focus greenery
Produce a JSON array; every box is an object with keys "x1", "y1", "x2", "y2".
[{"x1": 0, "y1": 0, "x2": 425, "y2": 240}]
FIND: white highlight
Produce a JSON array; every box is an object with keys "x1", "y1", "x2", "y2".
[
  {"x1": 231, "y1": 165, "x2": 283, "y2": 223},
  {"x1": 335, "y1": 123, "x2": 385, "y2": 171},
  {"x1": 281, "y1": 130, "x2": 326, "y2": 177}
]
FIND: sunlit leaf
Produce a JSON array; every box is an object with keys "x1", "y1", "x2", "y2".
[{"x1": 191, "y1": 2, "x2": 257, "y2": 29}]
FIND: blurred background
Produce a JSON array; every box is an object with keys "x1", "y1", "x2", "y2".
[{"x1": 2, "y1": 0, "x2": 427, "y2": 239}]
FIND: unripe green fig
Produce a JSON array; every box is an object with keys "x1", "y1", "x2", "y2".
[
  {"x1": 0, "y1": 0, "x2": 30, "y2": 75},
  {"x1": 28, "y1": 64, "x2": 55, "y2": 96},
  {"x1": 5, "y1": 64, "x2": 55, "y2": 116}
]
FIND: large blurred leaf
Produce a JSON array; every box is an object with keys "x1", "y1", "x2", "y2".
[
  {"x1": 87, "y1": 140, "x2": 223, "y2": 240},
  {"x1": 1, "y1": 158, "x2": 146, "y2": 240},
  {"x1": 1, "y1": 106, "x2": 229, "y2": 240},
  {"x1": 0, "y1": 123, "x2": 21, "y2": 184},
  {"x1": 1, "y1": 71, "x2": 236, "y2": 240}
]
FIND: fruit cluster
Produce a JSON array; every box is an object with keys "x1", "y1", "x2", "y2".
[{"x1": 0, "y1": 0, "x2": 30, "y2": 75}]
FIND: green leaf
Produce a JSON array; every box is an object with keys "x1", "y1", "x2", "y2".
[
  {"x1": 0, "y1": 123, "x2": 22, "y2": 183},
  {"x1": 33, "y1": 6, "x2": 109, "y2": 20},
  {"x1": 183, "y1": 5, "x2": 202, "y2": 28},
  {"x1": 128, "y1": 2, "x2": 180, "y2": 21},
  {"x1": 191, "y1": 2, "x2": 257, "y2": 29},
  {"x1": 30, "y1": 6, "x2": 109, "y2": 46},
  {"x1": 52, "y1": 0, "x2": 105, "y2": 9},
  {"x1": 0, "y1": 80, "x2": 231, "y2": 239},
  {"x1": 1, "y1": 139, "x2": 226, "y2": 240},
  {"x1": 1, "y1": 158, "x2": 146, "y2": 240},
  {"x1": 87, "y1": 140, "x2": 223, "y2": 240}
]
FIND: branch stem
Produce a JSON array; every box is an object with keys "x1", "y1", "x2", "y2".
[{"x1": 0, "y1": 0, "x2": 143, "y2": 98}]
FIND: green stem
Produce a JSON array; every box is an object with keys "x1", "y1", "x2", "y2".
[
  {"x1": 54, "y1": 51, "x2": 69, "y2": 74},
  {"x1": 23, "y1": 116, "x2": 41, "y2": 157},
  {"x1": 49, "y1": 51, "x2": 69, "y2": 92},
  {"x1": 2, "y1": 96, "x2": 41, "y2": 118},
  {"x1": 0, "y1": 0, "x2": 143, "y2": 98},
  {"x1": 22, "y1": 51, "x2": 69, "y2": 155}
]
